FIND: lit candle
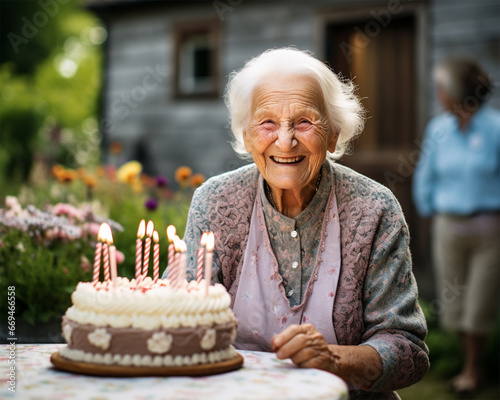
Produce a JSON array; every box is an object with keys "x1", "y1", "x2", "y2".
[
  {"x1": 178, "y1": 240, "x2": 188, "y2": 289},
  {"x1": 166, "y1": 225, "x2": 176, "y2": 280},
  {"x1": 135, "y1": 219, "x2": 145, "y2": 281},
  {"x1": 197, "y1": 233, "x2": 207, "y2": 284},
  {"x1": 171, "y1": 235, "x2": 181, "y2": 288},
  {"x1": 143, "y1": 220, "x2": 154, "y2": 278},
  {"x1": 109, "y1": 245, "x2": 117, "y2": 284},
  {"x1": 92, "y1": 225, "x2": 105, "y2": 284},
  {"x1": 204, "y1": 232, "x2": 214, "y2": 296},
  {"x1": 109, "y1": 234, "x2": 117, "y2": 286},
  {"x1": 153, "y1": 230, "x2": 160, "y2": 283},
  {"x1": 101, "y1": 223, "x2": 112, "y2": 282}
]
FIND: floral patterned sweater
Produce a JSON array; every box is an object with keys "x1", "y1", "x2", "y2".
[{"x1": 180, "y1": 161, "x2": 429, "y2": 398}]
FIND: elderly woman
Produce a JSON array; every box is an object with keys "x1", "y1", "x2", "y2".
[
  {"x1": 183, "y1": 48, "x2": 429, "y2": 398},
  {"x1": 413, "y1": 57, "x2": 499, "y2": 394}
]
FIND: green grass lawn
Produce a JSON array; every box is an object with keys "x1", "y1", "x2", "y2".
[{"x1": 398, "y1": 371, "x2": 500, "y2": 400}]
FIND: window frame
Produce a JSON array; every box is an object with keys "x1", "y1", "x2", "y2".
[{"x1": 173, "y1": 19, "x2": 221, "y2": 99}]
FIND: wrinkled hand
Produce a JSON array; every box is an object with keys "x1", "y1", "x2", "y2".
[{"x1": 270, "y1": 324, "x2": 335, "y2": 372}]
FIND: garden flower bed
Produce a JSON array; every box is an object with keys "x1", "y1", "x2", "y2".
[{"x1": 0, "y1": 162, "x2": 204, "y2": 342}]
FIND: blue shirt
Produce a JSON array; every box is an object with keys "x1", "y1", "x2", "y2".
[{"x1": 413, "y1": 105, "x2": 500, "y2": 217}]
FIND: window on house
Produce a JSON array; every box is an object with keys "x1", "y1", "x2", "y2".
[{"x1": 174, "y1": 20, "x2": 220, "y2": 98}]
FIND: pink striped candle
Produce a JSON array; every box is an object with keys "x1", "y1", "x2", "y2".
[
  {"x1": 100, "y1": 223, "x2": 113, "y2": 282},
  {"x1": 197, "y1": 233, "x2": 208, "y2": 284},
  {"x1": 166, "y1": 225, "x2": 176, "y2": 281},
  {"x1": 109, "y1": 245, "x2": 117, "y2": 285},
  {"x1": 135, "y1": 220, "x2": 145, "y2": 281},
  {"x1": 171, "y1": 236, "x2": 181, "y2": 288},
  {"x1": 204, "y1": 232, "x2": 214, "y2": 296},
  {"x1": 102, "y1": 243, "x2": 110, "y2": 282},
  {"x1": 178, "y1": 240, "x2": 187, "y2": 288},
  {"x1": 152, "y1": 230, "x2": 160, "y2": 283},
  {"x1": 143, "y1": 220, "x2": 154, "y2": 278},
  {"x1": 92, "y1": 241, "x2": 102, "y2": 284}
]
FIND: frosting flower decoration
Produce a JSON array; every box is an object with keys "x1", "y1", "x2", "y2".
[
  {"x1": 200, "y1": 328, "x2": 216, "y2": 350},
  {"x1": 87, "y1": 328, "x2": 112, "y2": 350},
  {"x1": 175, "y1": 166, "x2": 192, "y2": 187},
  {"x1": 147, "y1": 332, "x2": 173, "y2": 354}
]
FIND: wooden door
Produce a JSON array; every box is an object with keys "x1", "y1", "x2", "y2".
[{"x1": 326, "y1": 16, "x2": 428, "y2": 276}]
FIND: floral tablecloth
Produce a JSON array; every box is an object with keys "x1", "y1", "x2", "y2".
[{"x1": 1, "y1": 344, "x2": 348, "y2": 400}]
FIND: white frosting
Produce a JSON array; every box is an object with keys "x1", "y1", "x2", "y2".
[
  {"x1": 200, "y1": 329, "x2": 216, "y2": 350},
  {"x1": 65, "y1": 278, "x2": 235, "y2": 330},
  {"x1": 87, "y1": 328, "x2": 112, "y2": 350},
  {"x1": 62, "y1": 324, "x2": 73, "y2": 345},
  {"x1": 59, "y1": 345, "x2": 238, "y2": 367},
  {"x1": 147, "y1": 332, "x2": 173, "y2": 354}
]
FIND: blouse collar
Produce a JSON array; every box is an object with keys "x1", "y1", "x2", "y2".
[{"x1": 259, "y1": 160, "x2": 333, "y2": 226}]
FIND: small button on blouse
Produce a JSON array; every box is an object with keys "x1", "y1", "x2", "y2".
[{"x1": 260, "y1": 163, "x2": 333, "y2": 307}]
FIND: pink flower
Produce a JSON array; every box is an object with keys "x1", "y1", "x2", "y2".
[
  {"x1": 115, "y1": 250, "x2": 125, "y2": 264},
  {"x1": 80, "y1": 255, "x2": 91, "y2": 273},
  {"x1": 5, "y1": 196, "x2": 19, "y2": 209},
  {"x1": 52, "y1": 203, "x2": 83, "y2": 221},
  {"x1": 86, "y1": 222, "x2": 100, "y2": 237},
  {"x1": 44, "y1": 229, "x2": 56, "y2": 241}
]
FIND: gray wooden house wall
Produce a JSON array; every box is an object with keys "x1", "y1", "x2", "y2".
[{"x1": 93, "y1": 0, "x2": 500, "y2": 179}]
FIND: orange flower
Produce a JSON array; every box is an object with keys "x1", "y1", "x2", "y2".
[
  {"x1": 190, "y1": 173, "x2": 205, "y2": 188},
  {"x1": 175, "y1": 166, "x2": 192, "y2": 186},
  {"x1": 96, "y1": 166, "x2": 105, "y2": 177},
  {"x1": 83, "y1": 175, "x2": 98, "y2": 188},
  {"x1": 51, "y1": 164, "x2": 64, "y2": 179},
  {"x1": 110, "y1": 141, "x2": 123, "y2": 155},
  {"x1": 140, "y1": 173, "x2": 156, "y2": 187},
  {"x1": 58, "y1": 169, "x2": 78, "y2": 183},
  {"x1": 77, "y1": 168, "x2": 87, "y2": 179}
]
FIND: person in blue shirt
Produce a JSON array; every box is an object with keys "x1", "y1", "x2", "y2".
[{"x1": 413, "y1": 56, "x2": 500, "y2": 395}]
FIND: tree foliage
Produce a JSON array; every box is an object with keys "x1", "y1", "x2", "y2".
[{"x1": 0, "y1": 0, "x2": 104, "y2": 193}]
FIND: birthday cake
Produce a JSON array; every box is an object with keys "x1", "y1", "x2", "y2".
[{"x1": 59, "y1": 277, "x2": 238, "y2": 367}]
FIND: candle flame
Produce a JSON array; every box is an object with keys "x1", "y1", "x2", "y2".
[
  {"x1": 99, "y1": 223, "x2": 114, "y2": 245},
  {"x1": 178, "y1": 239, "x2": 187, "y2": 253},
  {"x1": 97, "y1": 223, "x2": 106, "y2": 241},
  {"x1": 173, "y1": 235, "x2": 181, "y2": 252},
  {"x1": 200, "y1": 232, "x2": 208, "y2": 246},
  {"x1": 206, "y1": 232, "x2": 214, "y2": 252},
  {"x1": 137, "y1": 219, "x2": 146, "y2": 239},
  {"x1": 152, "y1": 230, "x2": 159, "y2": 243},
  {"x1": 166, "y1": 225, "x2": 176, "y2": 242},
  {"x1": 146, "y1": 220, "x2": 154, "y2": 237}
]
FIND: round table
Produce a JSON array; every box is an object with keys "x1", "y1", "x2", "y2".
[{"x1": 1, "y1": 343, "x2": 348, "y2": 400}]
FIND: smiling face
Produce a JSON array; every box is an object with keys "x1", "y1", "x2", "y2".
[{"x1": 243, "y1": 74, "x2": 337, "y2": 193}]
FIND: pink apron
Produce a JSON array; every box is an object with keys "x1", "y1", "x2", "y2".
[{"x1": 233, "y1": 181, "x2": 341, "y2": 351}]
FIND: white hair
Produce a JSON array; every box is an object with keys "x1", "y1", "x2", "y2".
[
  {"x1": 224, "y1": 47, "x2": 365, "y2": 160},
  {"x1": 433, "y1": 56, "x2": 492, "y2": 106}
]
